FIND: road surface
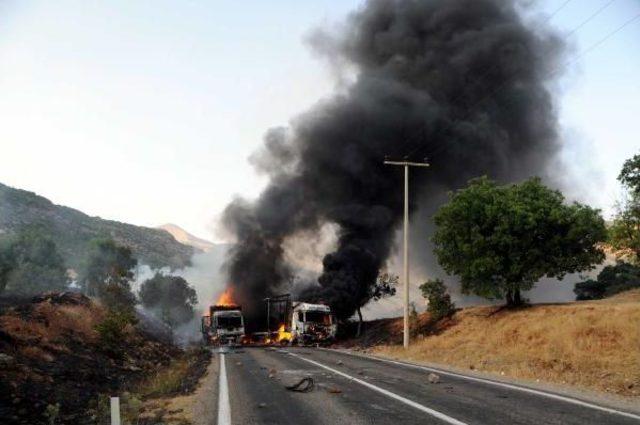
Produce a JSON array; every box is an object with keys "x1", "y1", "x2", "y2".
[{"x1": 211, "y1": 346, "x2": 639, "y2": 425}]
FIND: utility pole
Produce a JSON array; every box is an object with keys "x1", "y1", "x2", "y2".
[{"x1": 384, "y1": 157, "x2": 429, "y2": 349}]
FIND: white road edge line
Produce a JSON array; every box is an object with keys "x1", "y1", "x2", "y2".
[
  {"x1": 288, "y1": 352, "x2": 468, "y2": 425},
  {"x1": 217, "y1": 353, "x2": 232, "y2": 425},
  {"x1": 323, "y1": 349, "x2": 640, "y2": 421}
]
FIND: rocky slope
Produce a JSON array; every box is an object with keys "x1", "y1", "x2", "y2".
[
  {"x1": 158, "y1": 224, "x2": 215, "y2": 253},
  {"x1": 0, "y1": 182, "x2": 195, "y2": 270}
]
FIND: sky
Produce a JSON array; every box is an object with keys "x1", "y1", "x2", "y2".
[{"x1": 0, "y1": 0, "x2": 639, "y2": 242}]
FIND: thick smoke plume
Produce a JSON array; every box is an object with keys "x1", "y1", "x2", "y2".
[{"x1": 222, "y1": 0, "x2": 564, "y2": 326}]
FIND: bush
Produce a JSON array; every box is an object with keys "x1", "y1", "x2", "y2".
[
  {"x1": 420, "y1": 279, "x2": 455, "y2": 320},
  {"x1": 574, "y1": 262, "x2": 640, "y2": 300},
  {"x1": 95, "y1": 309, "x2": 137, "y2": 356}
]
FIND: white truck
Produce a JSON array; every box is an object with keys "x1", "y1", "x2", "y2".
[
  {"x1": 288, "y1": 302, "x2": 337, "y2": 345},
  {"x1": 201, "y1": 305, "x2": 245, "y2": 345}
]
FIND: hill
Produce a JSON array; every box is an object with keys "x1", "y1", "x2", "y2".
[
  {"x1": 345, "y1": 290, "x2": 640, "y2": 397},
  {"x1": 0, "y1": 182, "x2": 195, "y2": 270},
  {"x1": 158, "y1": 223, "x2": 215, "y2": 252}
]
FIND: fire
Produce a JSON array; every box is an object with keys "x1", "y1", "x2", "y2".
[
  {"x1": 216, "y1": 287, "x2": 236, "y2": 307},
  {"x1": 273, "y1": 323, "x2": 292, "y2": 344}
]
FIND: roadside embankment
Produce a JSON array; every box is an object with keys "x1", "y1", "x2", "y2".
[
  {"x1": 0, "y1": 292, "x2": 206, "y2": 424},
  {"x1": 344, "y1": 290, "x2": 640, "y2": 398}
]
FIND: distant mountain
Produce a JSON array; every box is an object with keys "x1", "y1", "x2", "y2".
[
  {"x1": 158, "y1": 223, "x2": 216, "y2": 252},
  {"x1": 0, "y1": 182, "x2": 195, "y2": 270}
]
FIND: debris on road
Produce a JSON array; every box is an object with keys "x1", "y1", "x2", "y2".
[
  {"x1": 336, "y1": 360, "x2": 343, "y2": 365},
  {"x1": 285, "y1": 377, "x2": 315, "y2": 393},
  {"x1": 327, "y1": 387, "x2": 342, "y2": 394},
  {"x1": 258, "y1": 402, "x2": 268, "y2": 408},
  {"x1": 427, "y1": 373, "x2": 440, "y2": 384},
  {"x1": 268, "y1": 367, "x2": 277, "y2": 379}
]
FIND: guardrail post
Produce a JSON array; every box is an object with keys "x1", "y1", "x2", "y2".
[{"x1": 110, "y1": 396, "x2": 121, "y2": 425}]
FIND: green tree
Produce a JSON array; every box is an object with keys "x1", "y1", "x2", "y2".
[
  {"x1": 0, "y1": 228, "x2": 69, "y2": 295},
  {"x1": 432, "y1": 177, "x2": 607, "y2": 306},
  {"x1": 139, "y1": 272, "x2": 198, "y2": 329},
  {"x1": 618, "y1": 153, "x2": 640, "y2": 196},
  {"x1": 609, "y1": 153, "x2": 640, "y2": 264},
  {"x1": 574, "y1": 262, "x2": 640, "y2": 300},
  {"x1": 80, "y1": 238, "x2": 137, "y2": 311},
  {"x1": 353, "y1": 272, "x2": 397, "y2": 337},
  {"x1": 419, "y1": 279, "x2": 455, "y2": 320},
  {"x1": 0, "y1": 238, "x2": 15, "y2": 293}
]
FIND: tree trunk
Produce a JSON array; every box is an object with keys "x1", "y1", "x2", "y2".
[
  {"x1": 505, "y1": 288, "x2": 523, "y2": 307},
  {"x1": 513, "y1": 288, "x2": 522, "y2": 306},
  {"x1": 356, "y1": 307, "x2": 363, "y2": 338},
  {"x1": 505, "y1": 289, "x2": 514, "y2": 306}
]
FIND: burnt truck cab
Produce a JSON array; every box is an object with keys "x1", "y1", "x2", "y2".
[
  {"x1": 201, "y1": 305, "x2": 245, "y2": 345},
  {"x1": 291, "y1": 302, "x2": 337, "y2": 344}
]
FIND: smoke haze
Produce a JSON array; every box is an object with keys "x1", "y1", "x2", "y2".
[{"x1": 222, "y1": 0, "x2": 566, "y2": 325}]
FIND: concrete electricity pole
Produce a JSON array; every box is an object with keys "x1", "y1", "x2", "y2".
[{"x1": 384, "y1": 157, "x2": 429, "y2": 349}]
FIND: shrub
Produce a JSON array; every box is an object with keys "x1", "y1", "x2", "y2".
[
  {"x1": 95, "y1": 309, "x2": 136, "y2": 356},
  {"x1": 420, "y1": 279, "x2": 455, "y2": 320},
  {"x1": 574, "y1": 262, "x2": 640, "y2": 300}
]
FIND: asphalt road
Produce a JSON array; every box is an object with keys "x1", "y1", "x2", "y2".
[{"x1": 213, "y1": 346, "x2": 640, "y2": 425}]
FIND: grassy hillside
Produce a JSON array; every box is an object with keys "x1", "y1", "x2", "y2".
[
  {"x1": 0, "y1": 182, "x2": 194, "y2": 270},
  {"x1": 349, "y1": 290, "x2": 640, "y2": 397}
]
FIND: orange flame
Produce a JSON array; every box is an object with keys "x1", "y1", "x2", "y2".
[
  {"x1": 273, "y1": 323, "x2": 292, "y2": 343},
  {"x1": 215, "y1": 287, "x2": 236, "y2": 307}
]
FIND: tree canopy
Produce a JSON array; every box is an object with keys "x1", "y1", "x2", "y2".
[
  {"x1": 618, "y1": 153, "x2": 640, "y2": 196},
  {"x1": 0, "y1": 228, "x2": 69, "y2": 295},
  {"x1": 139, "y1": 272, "x2": 198, "y2": 328},
  {"x1": 432, "y1": 177, "x2": 607, "y2": 306},
  {"x1": 609, "y1": 152, "x2": 640, "y2": 264},
  {"x1": 80, "y1": 238, "x2": 137, "y2": 311},
  {"x1": 574, "y1": 262, "x2": 640, "y2": 301}
]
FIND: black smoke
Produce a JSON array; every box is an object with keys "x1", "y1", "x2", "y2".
[{"x1": 221, "y1": 0, "x2": 564, "y2": 326}]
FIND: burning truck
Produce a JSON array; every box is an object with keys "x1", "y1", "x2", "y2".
[
  {"x1": 288, "y1": 301, "x2": 337, "y2": 344},
  {"x1": 201, "y1": 289, "x2": 245, "y2": 345},
  {"x1": 266, "y1": 294, "x2": 337, "y2": 345},
  {"x1": 201, "y1": 290, "x2": 336, "y2": 345}
]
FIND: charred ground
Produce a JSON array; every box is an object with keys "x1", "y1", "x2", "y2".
[{"x1": 0, "y1": 292, "x2": 208, "y2": 424}]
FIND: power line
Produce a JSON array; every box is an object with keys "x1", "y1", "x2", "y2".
[
  {"x1": 387, "y1": 0, "x2": 576, "y2": 160},
  {"x1": 402, "y1": 5, "x2": 638, "y2": 162},
  {"x1": 423, "y1": 10, "x2": 640, "y2": 162},
  {"x1": 397, "y1": 0, "x2": 621, "y2": 160},
  {"x1": 393, "y1": 0, "x2": 576, "y2": 156}
]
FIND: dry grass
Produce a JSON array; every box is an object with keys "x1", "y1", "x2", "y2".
[
  {"x1": 135, "y1": 349, "x2": 212, "y2": 425},
  {"x1": 135, "y1": 348, "x2": 209, "y2": 399},
  {"x1": 137, "y1": 357, "x2": 195, "y2": 399},
  {"x1": 372, "y1": 290, "x2": 640, "y2": 397},
  {"x1": 0, "y1": 302, "x2": 104, "y2": 348}
]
